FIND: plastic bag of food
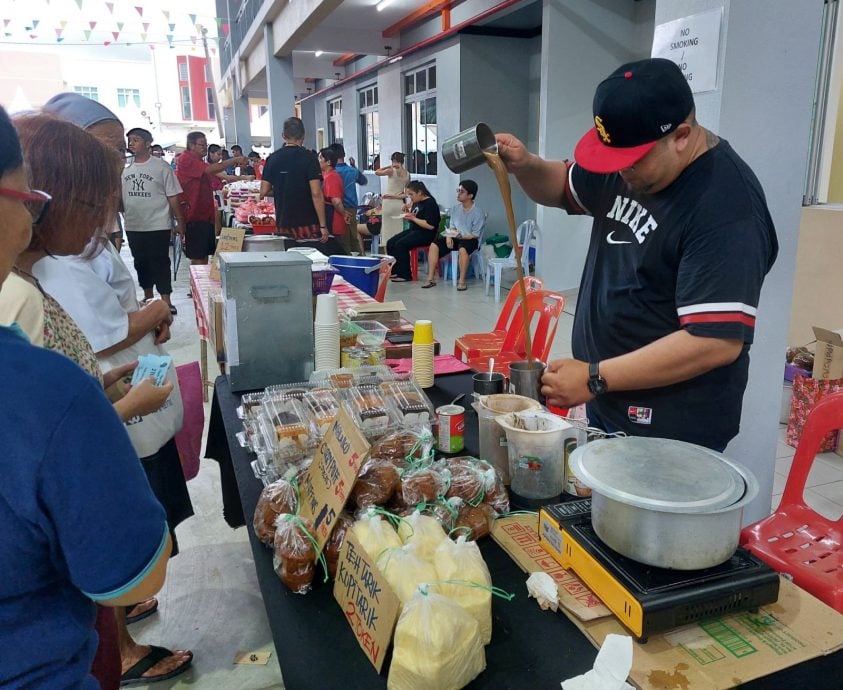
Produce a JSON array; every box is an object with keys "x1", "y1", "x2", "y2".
[
  {"x1": 453, "y1": 501, "x2": 496, "y2": 541},
  {"x1": 482, "y1": 466, "x2": 510, "y2": 515},
  {"x1": 401, "y1": 466, "x2": 446, "y2": 507},
  {"x1": 376, "y1": 543, "x2": 439, "y2": 605},
  {"x1": 351, "y1": 510, "x2": 402, "y2": 559},
  {"x1": 425, "y1": 496, "x2": 461, "y2": 533},
  {"x1": 325, "y1": 511, "x2": 354, "y2": 578},
  {"x1": 387, "y1": 587, "x2": 486, "y2": 690},
  {"x1": 443, "y1": 457, "x2": 486, "y2": 505},
  {"x1": 273, "y1": 514, "x2": 316, "y2": 594},
  {"x1": 396, "y1": 510, "x2": 447, "y2": 561},
  {"x1": 370, "y1": 428, "x2": 434, "y2": 469},
  {"x1": 253, "y1": 478, "x2": 297, "y2": 545},
  {"x1": 350, "y1": 459, "x2": 400, "y2": 509},
  {"x1": 433, "y1": 536, "x2": 493, "y2": 644}
]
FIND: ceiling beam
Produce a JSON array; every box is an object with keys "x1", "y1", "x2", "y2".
[
  {"x1": 383, "y1": 0, "x2": 450, "y2": 39},
  {"x1": 333, "y1": 52, "x2": 359, "y2": 66}
]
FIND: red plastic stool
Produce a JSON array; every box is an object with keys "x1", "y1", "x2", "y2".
[
  {"x1": 408, "y1": 247, "x2": 425, "y2": 282},
  {"x1": 740, "y1": 391, "x2": 843, "y2": 613}
]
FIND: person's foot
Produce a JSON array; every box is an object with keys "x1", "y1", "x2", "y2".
[
  {"x1": 390, "y1": 276, "x2": 409, "y2": 283},
  {"x1": 457, "y1": 283, "x2": 468, "y2": 291},
  {"x1": 421, "y1": 280, "x2": 437, "y2": 289},
  {"x1": 125, "y1": 598, "x2": 158, "y2": 625},
  {"x1": 168, "y1": 304, "x2": 178, "y2": 315},
  {"x1": 120, "y1": 645, "x2": 193, "y2": 686}
]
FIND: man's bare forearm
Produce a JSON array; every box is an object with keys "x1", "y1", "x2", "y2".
[{"x1": 511, "y1": 154, "x2": 570, "y2": 208}]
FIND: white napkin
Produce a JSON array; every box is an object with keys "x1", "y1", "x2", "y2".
[
  {"x1": 561, "y1": 634, "x2": 634, "y2": 690},
  {"x1": 526, "y1": 572, "x2": 559, "y2": 612}
]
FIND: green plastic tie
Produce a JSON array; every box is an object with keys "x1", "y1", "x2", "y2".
[
  {"x1": 431, "y1": 578, "x2": 515, "y2": 601},
  {"x1": 280, "y1": 513, "x2": 329, "y2": 583}
]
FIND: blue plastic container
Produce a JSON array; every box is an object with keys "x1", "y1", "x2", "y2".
[{"x1": 328, "y1": 255, "x2": 382, "y2": 296}]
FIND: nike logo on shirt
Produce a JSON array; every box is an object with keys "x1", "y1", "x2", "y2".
[{"x1": 606, "y1": 231, "x2": 632, "y2": 245}]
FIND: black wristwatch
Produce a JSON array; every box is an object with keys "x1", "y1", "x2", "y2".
[{"x1": 587, "y1": 361, "x2": 608, "y2": 397}]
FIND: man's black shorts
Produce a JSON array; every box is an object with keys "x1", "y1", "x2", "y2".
[{"x1": 184, "y1": 221, "x2": 215, "y2": 260}]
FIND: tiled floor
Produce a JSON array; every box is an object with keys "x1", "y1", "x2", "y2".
[{"x1": 127, "y1": 257, "x2": 843, "y2": 689}]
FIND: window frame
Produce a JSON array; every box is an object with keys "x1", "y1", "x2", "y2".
[
  {"x1": 403, "y1": 64, "x2": 437, "y2": 176},
  {"x1": 181, "y1": 85, "x2": 192, "y2": 121},
  {"x1": 73, "y1": 86, "x2": 99, "y2": 102},
  {"x1": 358, "y1": 84, "x2": 380, "y2": 171},
  {"x1": 328, "y1": 97, "x2": 343, "y2": 144},
  {"x1": 116, "y1": 88, "x2": 141, "y2": 109}
]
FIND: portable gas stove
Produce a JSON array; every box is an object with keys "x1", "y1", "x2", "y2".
[{"x1": 539, "y1": 500, "x2": 780, "y2": 642}]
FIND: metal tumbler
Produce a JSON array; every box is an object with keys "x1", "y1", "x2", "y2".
[
  {"x1": 441, "y1": 122, "x2": 497, "y2": 174},
  {"x1": 508, "y1": 360, "x2": 547, "y2": 404},
  {"x1": 473, "y1": 371, "x2": 506, "y2": 396}
]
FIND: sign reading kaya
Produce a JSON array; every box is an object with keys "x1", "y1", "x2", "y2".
[
  {"x1": 651, "y1": 8, "x2": 722, "y2": 94},
  {"x1": 297, "y1": 406, "x2": 370, "y2": 550}
]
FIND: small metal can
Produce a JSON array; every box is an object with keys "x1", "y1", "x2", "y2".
[
  {"x1": 436, "y1": 404, "x2": 465, "y2": 453},
  {"x1": 363, "y1": 344, "x2": 386, "y2": 366},
  {"x1": 341, "y1": 347, "x2": 367, "y2": 369}
]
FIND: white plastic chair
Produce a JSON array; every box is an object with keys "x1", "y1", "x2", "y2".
[
  {"x1": 371, "y1": 233, "x2": 380, "y2": 255},
  {"x1": 485, "y1": 220, "x2": 538, "y2": 302}
]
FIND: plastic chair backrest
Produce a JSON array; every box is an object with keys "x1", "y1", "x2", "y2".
[
  {"x1": 499, "y1": 289, "x2": 565, "y2": 360},
  {"x1": 780, "y1": 391, "x2": 843, "y2": 522},
  {"x1": 374, "y1": 256, "x2": 396, "y2": 303},
  {"x1": 507, "y1": 220, "x2": 537, "y2": 266},
  {"x1": 493, "y1": 276, "x2": 544, "y2": 331}
]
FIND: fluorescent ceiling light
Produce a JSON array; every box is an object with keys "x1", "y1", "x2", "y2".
[
  {"x1": 315, "y1": 50, "x2": 323, "y2": 57},
  {"x1": 389, "y1": 55, "x2": 403, "y2": 63},
  {"x1": 376, "y1": 0, "x2": 393, "y2": 12}
]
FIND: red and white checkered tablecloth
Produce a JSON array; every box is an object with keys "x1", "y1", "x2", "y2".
[{"x1": 189, "y1": 265, "x2": 376, "y2": 343}]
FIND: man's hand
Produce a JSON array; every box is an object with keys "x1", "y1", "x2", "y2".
[
  {"x1": 495, "y1": 132, "x2": 533, "y2": 173},
  {"x1": 154, "y1": 321, "x2": 171, "y2": 345},
  {"x1": 541, "y1": 358, "x2": 593, "y2": 407},
  {"x1": 319, "y1": 227, "x2": 330, "y2": 244},
  {"x1": 173, "y1": 219, "x2": 185, "y2": 236},
  {"x1": 103, "y1": 361, "x2": 138, "y2": 389},
  {"x1": 121, "y1": 378, "x2": 174, "y2": 418}
]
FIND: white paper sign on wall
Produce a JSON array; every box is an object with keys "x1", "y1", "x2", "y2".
[{"x1": 651, "y1": 8, "x2": 723, "y2": 94}]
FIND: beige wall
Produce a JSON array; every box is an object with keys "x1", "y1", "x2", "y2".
[
  {"x1": 827, "y1": 87, "x2": 843, "y2": 203},
  {"x1": 0, "y1": 52, "x2": 64, "y2": 108},
  {"x1": 788, "y1": 206, "x2": 843, "y2": 345}
]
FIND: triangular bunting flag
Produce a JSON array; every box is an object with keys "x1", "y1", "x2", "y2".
[
  {"x1": 189, "y1": 14, "x2": 197, "y2": 25},
  {"x1": 3, "y1": 20, "x2": 10, "y2": 28},
  {"x1": 29, "y1": 34, "x2": 38, "y2": 39},
  {"x1": 148, "y1": 44, "x2": 154, "y2": 50},
  {"x1": 112, "y1": 31, "x2": 119, "y2": 40},
  {"x1": 162, "y1": 10, "x2": 170, "y2": 20},
  {"x1": 75, "y1": 0, "x2": 83, "y2": 9},
  {"x1": 105, "y1": 3, "x2": 114, "y2": 14},
  {"x1": 222, "y1": 23, "x2": 229, "y2": 36},
  {"x1": 57, "y1": 37, "x2": 64, "y2": 42},
  {"x1": 191, "y1": 36, "x2": 196, "y2": 44},
  {"x1": 210, "y1": 47, "x2": 216, "y2": 55},
  {"x1": 60, "y1": 20, "x2": 67, "y2": 28},
  {"x1": 116, "y1": 22, "x2": 124, "y2": 31},
  {"x1": 32, "y1": 20, "x2": 40, "y2": 29},
  {"x1": 140, "y1": 32, "x2": 147, "y2": 42},
  {"x1": 103, "y1": 40, "x2": 111, "y2": 46},
  {"x1": 89, "y1": 21, "x2": 96, "y2": 29},
  {"x1": 216, "y1": 18, "x2": 222, "y2": 27},
  {"x1": 84, "y1": 29, "x2": 91, "y2": 40},
  {"x1": 142, "y1": 22, "x2": 149, "y2": 31},
  {"x1": 168, "y1": 23, "x2": 175, "y2": 32},
  {"x1": 55, "y1": 28, "x2": 62, "y2": 37},
  {"x1": 135, "y1": 6, "x2": 143, "y2": 17},
  {"x1": 166, "y1": 33, "x2": 174, "y2": 47}
]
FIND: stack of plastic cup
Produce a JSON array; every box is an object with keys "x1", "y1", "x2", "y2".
[
  {"x1": 314, "y1": 293, "x2": 340, "y2": 371},
  {"x1": 412, "y1": 319, "x2": 435, "y2": 388}
]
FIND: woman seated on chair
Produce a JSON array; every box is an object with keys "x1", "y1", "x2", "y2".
[
  {"x1": 385, "y1": 180, "x2": 440, "y2": 282},
  {"x1": 422, "y1": 179, "x2": 485, "y2": 291}
]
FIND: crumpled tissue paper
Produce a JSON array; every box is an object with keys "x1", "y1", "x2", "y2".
[
  {"x1": 526, "y1": 572, "x2": 558, "y2": 612},
  {"x1": 561, "y1": 633, "x2": 634, "y2": 690}
]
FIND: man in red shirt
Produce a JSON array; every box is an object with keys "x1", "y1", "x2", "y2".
[
  {"x1": 175, "y1": 131, "x2": 246, "y2": 265},
  {"x1": 318, "y1": 147, "x2": 346, "y2": 244}
]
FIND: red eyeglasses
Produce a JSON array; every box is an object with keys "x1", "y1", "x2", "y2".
[{"x1": 0, "y1": 187, "x2": 52, "y2": 224}]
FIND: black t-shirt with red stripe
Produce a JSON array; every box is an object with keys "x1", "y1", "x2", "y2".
[{"x1": 568, "y1": 139, "x2": 778, "y2": 449}]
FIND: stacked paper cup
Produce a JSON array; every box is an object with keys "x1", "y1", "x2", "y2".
[
  {"x1": 412, "y1": 319, "x2": 435, "y2": 388},
  {"x1": 314, "y1": 293, "x2": 340, "y2": 371}
]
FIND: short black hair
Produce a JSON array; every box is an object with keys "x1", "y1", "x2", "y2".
[
  {"x1": 0, "y1": 106, "x2": 23, "y2": 179},
  {"x1": 459, "y1": 179, "x2": 478, "y2": 199},
  {"x1": 126, "y1": 127, "x2": 153, "y2": 143},
  {"x1": 231, "y1": 144, "x2": 243, "y2": 154},
  {"x1": 207, "y1": 144, "x2": 221, "y2": 154},
  {"x1": 329, "y1": 142, "x2": 345, "y2": 158},
  {"x1": 186, "y1": 131, "x2": 206, "y2": 146},
  {"x1": 248, "y1": 151, "x2": 260, "y2": 159},
  {"x1": 390, "y1": 151, "x2": 405, "y2": 164},
  {"x1": 318, "y1": 147, "x2": 338, "y2": 167},
  {"x1": 282, "y1": 117, "x2": 305, "y2": 141},
  {"x1": 150, "y1": 144, "x2": 164, "y2": 154}
]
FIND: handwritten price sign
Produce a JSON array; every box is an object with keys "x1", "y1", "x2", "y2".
[{"x1": 333, "y1": 529, "x2": 400, "y2": 671}]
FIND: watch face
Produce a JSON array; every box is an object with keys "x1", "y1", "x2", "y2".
[{"x1": 588, "y1": 377, "x2": 607, "y2": 396}]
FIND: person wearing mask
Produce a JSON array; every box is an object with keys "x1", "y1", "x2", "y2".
[
  {"x1": 0, "y1": 103, "x2": 177, "y2": 690},
  {"x1": 496, "y1": 58, "x2": 778, "y2": 450},
  {"x1": 260, "y1": 117, "x2": 332, "y2": 249},
  {"x1": 385, "y1": 180, "x2": 440, "y2": 282},
  {"x1": 422, "y1": 179, "x2": 485, "y2": 290},
  {"x1": 330, "y1": 142, "x2": 366, "y2": 254},
  {"x1": 123, "y1": 127, "x2": 184, "y2": 315},
  {"x1": 175, "y1": 131, "x2": 247, "y2": 265}
]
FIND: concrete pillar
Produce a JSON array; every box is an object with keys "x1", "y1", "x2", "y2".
[
  {"x1": 264, "y1": 23, "x2": 296, "y2": 149},
  {"x1": 232, "y1": 90, "x2": 252, "y2": 152}
]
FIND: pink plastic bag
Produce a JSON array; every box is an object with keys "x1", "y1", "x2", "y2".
[
  {"x1": 174, "y1": 361, "x2": 204, "y2": 480},
  {"x1": 386, "y1": 355, "x2": 471, "y2": 376}
]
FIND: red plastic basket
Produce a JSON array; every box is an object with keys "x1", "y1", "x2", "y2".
[{"x1": 312, "y1": 267, "x2": 338, "y2": 295}]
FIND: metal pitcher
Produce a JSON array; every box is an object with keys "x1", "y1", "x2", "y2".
[{"x1": 442, "y1": 122, "x2": 497, "y2": 174}]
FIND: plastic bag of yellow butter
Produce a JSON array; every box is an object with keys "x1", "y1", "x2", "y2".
[
  {"x1": 352, "y1": 510, "x2": 402, "y2": 560},
  {"x1": 433, "y1": 535, "x2": 493, "y2": 644},
  {"x1": 377, "y1": 543, "x2": 439, "y2": 605},
  {"x1": 387, "y1": 586, "x2": 486, "y2": 690},
  {"x1": 396, "y1": 510, "x2": 447, "y2": 561}
]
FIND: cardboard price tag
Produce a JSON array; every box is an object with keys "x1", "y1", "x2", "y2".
[
  {"x1": 210, "y1": 227, "x2": 245, "y2": 280},
  {"x1": 233, "y1": 650, "x2": 272, "y2": 665},
  {"x1": 297, "y1": 406, "x2": 370, "y2": 551},
  {"x1": 333, "y1": 529, "x2": 400, "y2": 672}
]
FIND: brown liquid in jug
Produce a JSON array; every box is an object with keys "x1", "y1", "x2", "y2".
[{"x1": 484, "y1": 151, "x2": 535, "y2": 368}]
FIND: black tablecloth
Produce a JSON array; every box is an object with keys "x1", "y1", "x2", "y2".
[{"x1": 204, "y1": 373, "x2": 843, "y2": 690}]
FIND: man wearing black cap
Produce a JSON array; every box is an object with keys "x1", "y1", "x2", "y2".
[{"x1": 497, "y1": 58, "x2": 778, "y2": 451}]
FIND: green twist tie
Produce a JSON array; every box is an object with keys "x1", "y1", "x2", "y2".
[
  {"x1": 366, "y1": 505, "x2": 413, "y2": 537},
  {"x1": 448, "y1": 525, "x2": 473, "y2": 539},
  {"x1": 430, "y1": 578, "x2": 515, "y2": 601},
  {"x1": 280, "y1": 513, "x2": 329, "y2": 583}
]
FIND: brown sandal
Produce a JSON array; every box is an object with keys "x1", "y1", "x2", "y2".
[
  {"x1": 421, "y1": 281, "x2": 437, "y2": 289},
  {"x1": 457, "y1": 283, "x2": 468, "y2": 291}
]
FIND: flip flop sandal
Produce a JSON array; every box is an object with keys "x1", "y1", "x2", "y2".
[
  {"x1": 168, "y1": 305, "x2": 178, "y2": 316},
  {"x1": 421, "y1": 281, "x2": 437, "y2": 288},
  {"x1": 390, "y1": 277, "x2": 409, "y2": 282},
  {"x1": 457, "y1": 284, "x2": 468, "y2": 291},
  {"x1": 120, "y1": 646, "x2": 193, "y2": 687},
  {"x1": 125, "y1": 597, "x2": 158, "y2": 625}
]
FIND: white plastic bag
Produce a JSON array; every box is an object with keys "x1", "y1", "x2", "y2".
[
  {"x1": 433, "y1": 535, "x2": 493, "y2": 644},
  {"x1": 377, "y1": 543, "x2": 439, "y2": 605},
  {"x1": 352, "y1": 511, "x2": 402, "y2": 559},
  {"x1": 396, "y1": 510, "x2": 447, "y2": 561}
]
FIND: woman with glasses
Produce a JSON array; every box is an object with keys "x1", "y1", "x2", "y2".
[{"x1": 0, "y1": 105, "x2": 176, "y2": 690}]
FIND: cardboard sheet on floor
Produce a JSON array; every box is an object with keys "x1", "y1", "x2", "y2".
[{"x1": 492, "y1": 515, "x2": 843, "y2": 690}]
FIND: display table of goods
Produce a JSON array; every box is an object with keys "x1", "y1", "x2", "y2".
[
  {"x1": 225, "y1": 180, "x2": 275, "y2": 230},
  {"x1": 237, "y1": 365, "x2": 514, "y2": 688}
]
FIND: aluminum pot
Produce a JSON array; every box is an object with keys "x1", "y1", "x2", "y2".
[
  {"x1": 243, "y1": 235, "x2": 286, "y2": 252},
  {"x1": 570, "y1": 438, "x2": 759, "y2": 570}
]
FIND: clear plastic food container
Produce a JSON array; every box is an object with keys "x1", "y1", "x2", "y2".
[
  {"x1": 380, "y1": 380, "x2": 435, "y2": 428},
  {"x1": 342, "y1": 385, "x2": 393, "y2": 438},
  {"x1": 301, "y1": 389, "x2": 342, "y2": 438},
  {"x1": 259, "y1": 396, "x2": 315, "y2": 461}
]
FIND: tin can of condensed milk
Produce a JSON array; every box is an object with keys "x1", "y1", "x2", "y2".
[{"x1": 436, "y1": 404, "x2": 465, "y2": 453}]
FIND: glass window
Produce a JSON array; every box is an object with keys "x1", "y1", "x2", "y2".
[
  {"x1": 178, "y1": 62, "x2": 188, "y2": 82},
  {"x1": 116, "y1": 88, "x2": 140, "y2": 108},
  {"x1": 206, "y1": 87, "x2": 215, "y2": 120},
  {"x1": 204, "y1": 62, "x2": 212, "y2": 82},
  {"x1": 358, "y1": 84, "x2": 380, "y2": 170},
  {"x1": 328, "y1": 97, "x2": 343, "y2": 144},
  {"x1": 73, "y1": 86, "x2": 99, "y2": 102},
  {"x1": 403, "y1": 65, "x2": 437, "y2": 175},
  {"x1": 181, "y1": 86, "x2": 192, "y2": 120}
]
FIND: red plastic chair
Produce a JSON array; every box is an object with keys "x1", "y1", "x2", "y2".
[
  {"x1": 740, "y1": 391, "x2": 843, "y2": 613},
  {"x1": 409, "y1": 246, "x2": 445, "y2": 282},
  {"x1": 466, "y1": 290, "x2": 565, "y2": 375},
  {"x1": 374, "y1": 256, "x2": 396, "y2": 303},
  {"x1": 453, "y1": 277, "x2": 544, "y2": 362}
]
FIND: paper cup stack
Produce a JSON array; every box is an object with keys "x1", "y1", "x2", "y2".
[
  {"x1": 314, "y1": 293, "x2": 340, "y2": 371},
  {"x1": 412, "y1": 319, "x2": 435, "y2": 388}
]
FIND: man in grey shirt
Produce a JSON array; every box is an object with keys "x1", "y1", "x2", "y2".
[
  {"x1": 123, "y1": 127, "x2": 184, "y2": 314},
  {"x1": 423, "y1": 179, "x2": 485, "y2": 290}
]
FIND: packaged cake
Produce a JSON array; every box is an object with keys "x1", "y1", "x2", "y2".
[
  {"x1": 325, "y1": 511, "x2": 353, "y2": 578},
  {"x1": 343, "y1": 386, "x2": 392, "y2": 438},
  {"x1": 273, "y1": 514, "x2": 316, "y2": 594},
  {"x1": 350, "y1": 459, "x2": 401, "y2": 509},
  {"x1": 253, "y1": 478, "x2": 298, "y2": 545},
  {"x1": 301, "y1": 389, "x2": 341, "y2": 438},
  {"x1": 381, "y1": 380, "x2": 435, "y2": 428},
  {"x1": 260, "y1": 396, "x2": 314, "y2": 459},
  {"x1": 370, "y1": 429, "x2": 435, "y2": 469}
]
